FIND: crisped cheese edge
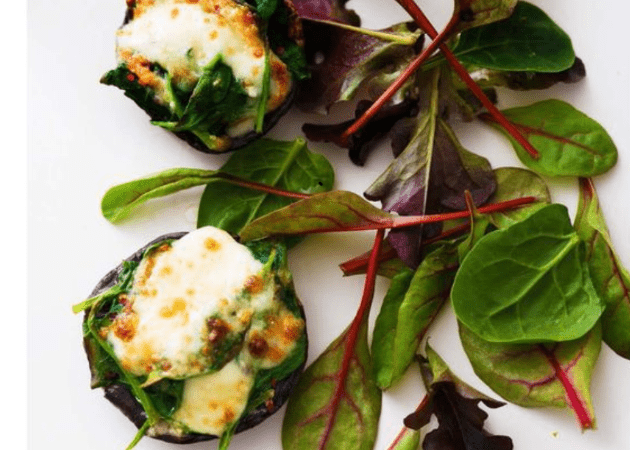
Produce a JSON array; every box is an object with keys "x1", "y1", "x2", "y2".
[{"x1": 115, "y1": 0, "x2": 292, "y2": 135}]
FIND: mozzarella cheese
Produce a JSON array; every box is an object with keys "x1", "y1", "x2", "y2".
[
  {"x1": 104, "y1": 226, "x2": 304, "y2": 436},
  {"x1": 115, "y1": 0, "x2": 292, "y2": 134},
  {"x1": 172, "y1": 360, "x2": 254, "y2": 435}
]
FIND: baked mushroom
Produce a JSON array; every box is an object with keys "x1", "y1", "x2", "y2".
[
  {"x1": 76, "y1": 227, "x2": 307, "y2": 447},
  {"x1": 101, "y1": 0, "x2": 304, "y2": 153}
]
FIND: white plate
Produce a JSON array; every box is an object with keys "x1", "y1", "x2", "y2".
[{"x1": 28, "y1": 0, "x2": 630, "y2": 449}]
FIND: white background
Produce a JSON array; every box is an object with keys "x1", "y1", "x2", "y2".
[{"x1": 28, "y1": 0, "x2": 630, "y2": 449}]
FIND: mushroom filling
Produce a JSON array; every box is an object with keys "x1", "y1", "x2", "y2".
[
  {"x1": 88, "y1": 227, "x2": 305, "y2": 437},
  {"x1": 106, "y1": 0, "x2": 293, "y2": 148}
]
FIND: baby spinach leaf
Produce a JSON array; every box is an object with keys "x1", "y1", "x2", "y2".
[
  {"x1": 481, "y1": 99, "x2": 618, "y2": 177},
  {"x1": 451, "y1": 2, "x2": 574, "y2": 72},
  {"x1": 575, "y1": 178, "x2": 630, "y2": 359},
  {"x1": 281, "y1": 231, "x2": 384, "y2": 450},
  {"x1": 451, "y1": 204, "x2": 604, "y2": 344},
  {"x1": 403, "y1": 345, "x2": 513, "y2": 450},
  {"x1": 486, "y1": 167, "x2": 550, "y2": 229},
  {"x1": 296, "y1": 21, "x2": 420, "y2": 112},
  {"x1": 101, "y1": 168, "x2": 217, "y2": 223},
  {"x1": 197, "y1": 138, "x2": 334, "y2": 234},
  {"x1": 372, "y1": 243, "x2": 459, "y2": 389},
  {"x1": 251, "y1": 0, "x2": 279, "y2": 19},
  {"x1": 459, "y1": 322, "x2": 601, "y2": 430},
  {"x1": 452, "y1": 0, "x2": 517, "y2": 33}
]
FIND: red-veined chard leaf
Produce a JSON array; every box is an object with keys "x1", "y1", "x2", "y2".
[
  {"x1": 481, "y1": 99, "x2": 618, "y2": 177},
  {"x1": 197, "y1": 138, "x2": 334, "y2": 234},
  {"x1": 296, "y1": 21, "x2": 420, "y2": 112},
  {"x1": 239, "y1": 190, "x2": 537, "y2": 242},
  {"x1": 450, "y1": 2, "x2": 574, "y2": 72},
  {"x1": 575, "y1": 178, "x2": 630, "y2": 359},
  {"x1": 486, "y1": 167, "x2": 550, "y2": 229},
  {"x1": 238, "y1": 190, "x2": 394, "y2": 241},
  {"x1": 402, "y1": 345, "x2": 513, "y2": 450},
  {"x1": 281, "y1": 230, "x2": 384, "y2": 450},
  {"x1": 452, "y1": 0, "x2": 517, "y2": 33},
  {"x1": 459, "y1": 322, "x2": 601, "y2": 430},
  {"x1": 372, "y1": 242, "x2": 459, "y2": 389},
  {"x1": 451, "y1": 204, "x2": 604, "y2": 344}
]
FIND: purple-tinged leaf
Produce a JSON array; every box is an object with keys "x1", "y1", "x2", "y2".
[
  {"x1": 303, "y1": 98, "x2": 418, "y2": 165},
  {"x1": 296, "y1": 22, "x2": 420, "y2": 113},
  {"x1": 292, "y1": 0, "x2": 359, "y2": 24},
  {"x1": 459, "y1": 322, "x2": 601, "y2": 430},
  {"x1": 403, "y1": 345, "x2": 513, "y2": 450},
  {"x1": 576, "y1": 178, "x2": 630, "y2": 359},
  {"x1": 282, "y1": 231, "x2": 384, "y2": 450}
]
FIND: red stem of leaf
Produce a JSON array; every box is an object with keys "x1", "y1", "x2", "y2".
[
  {"x1": 318, "y1": 229, "x2": 385, "y2": 448},
  {"x1": 385, "y1": 393, "x2": 431, "y2": 450},
  {"x1": 214, "y1": 173, "x2": 311, "y2": 199},
  {"x1": 392, "y1": 0, "x2": 540, "y2": 159},
  {"x1": 538, "y1": 345, "x2": 594, "y2": 430},
  {"x1": 341, "y1": 13, "x2": 460, "y2": 141},
  {"x1": 389, "y1": 196, "x2": 536, "y2": 229},
  {"x1": 339, "y1": 222, "x2": 469, "y2": 275}
]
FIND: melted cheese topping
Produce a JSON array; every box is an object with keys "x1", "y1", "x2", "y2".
[
  {"x1": 107, "y1": 227, "x2": 263, "y2": 378},
  {"x1": 103, "y1": 226, "x2": 304, "y2": 437},
  {"x1": 115, "y1": 0, "x2": 292, "y2": 133},
  {"x1": 172, "y1": 360, "x2": 254, "y2": 435}
]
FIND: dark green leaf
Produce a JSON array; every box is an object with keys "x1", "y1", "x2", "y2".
[
  {"x1": 451, "y1": 204, "x2": 604, "y2": 343},
  {"x1": 459, "y1": 322, "x2": 601, "y2": 429},
  {"x1": 253, "y1": 0, "x2": 279, "y2": 19},
  {"x1": 197, "y1": 138, "x2": 334, "y2": 234},
  {"x1": 372, "y1": 243, "x2": 459, "y2": 389},
  {"x1": 575, "y1": 178, "x2": 630, "y2": 359},
  {"x1": 482, "y1": 99, "x2": 618, "y2": 177},
  {"x1": 486, "y1": 167, "x2": 550, "y2": 229},
  {"x1": 451, "y1": 2, "x2": 575, "y2": 72}
]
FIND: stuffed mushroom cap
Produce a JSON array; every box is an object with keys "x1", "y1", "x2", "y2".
[
  {"x1": 102, "y1": 0, "x2": 304, "y2": 153},
  {"x1": 81, "y1": 228, "x2": 307, "y2": 444}
]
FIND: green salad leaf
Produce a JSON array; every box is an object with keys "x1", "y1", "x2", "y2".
[
  {"x1": 482, "y1": 99, "x2": 618, "y2": 177},
  {"x1": 452, "y1": 204, "x2": 604, "y2": 344},
  {"x1": 451, "y1": 2, "x2": 574, "y2": 72}
]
